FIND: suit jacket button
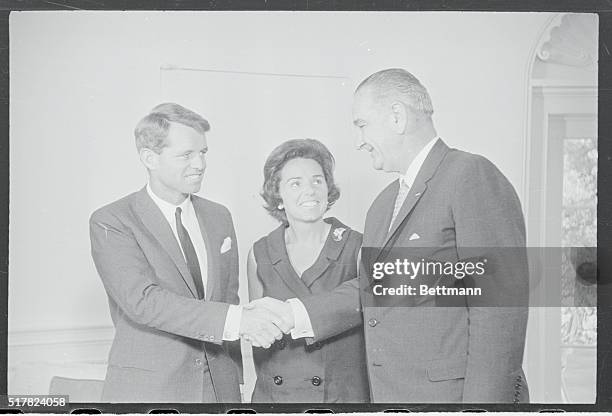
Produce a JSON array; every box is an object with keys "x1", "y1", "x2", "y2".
[
  {"x1": 368, "y1": 318, "x2": 379, "y2": 327},
  {"x1": 278, "y1": 339, "x2": 286, "y2": 350},
  {"x1": 273, "y1": 375, "x2": 283, "y2": 385},
  {"x1": 311, "y1": 376, "x2": 322, "y2": 386},
  {"x1": 195, "y1": 358, "x2": 202, "y2": 366}
]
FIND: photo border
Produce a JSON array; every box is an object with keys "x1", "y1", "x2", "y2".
[{"x1": 1, "y1": 1, "x2": 609, "y2": 412}]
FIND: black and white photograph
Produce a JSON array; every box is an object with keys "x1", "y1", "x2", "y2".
[{"x1": 7, "y1": 10, "x2": 598, "y2": 406}]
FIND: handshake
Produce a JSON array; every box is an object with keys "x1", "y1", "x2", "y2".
[{"x1": 238, "y1": 297, "x2": 295, "y2": 348}]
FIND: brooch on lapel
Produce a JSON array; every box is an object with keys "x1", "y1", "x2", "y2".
[{"x1": 332, "y1": 227, "x2": 347, "y2": 242}]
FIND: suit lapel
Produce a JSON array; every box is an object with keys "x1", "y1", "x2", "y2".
[
  {"x1": 301, "y1": 218, "x2": 347, "y2": 287},
  {"x1": 265, "y1": 225, "x2": 312, "y2": 298},
  {"x1": 192, "y1": 197, "x2": 219, "y2": 301},
  {"x1": 384, "y1": 182, "x2": 427, "y2": 247},
  {"x1": 382, "y1": 139, "x2": 451, "y2": 249},
  {"x1": 371, "y1": 183, "x2": 398, "y2": 248},
  {"x1": 132, "y1": 187, "x2": 198, "y2": 298}
]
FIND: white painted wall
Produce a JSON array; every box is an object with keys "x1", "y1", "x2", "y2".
[{"x1": 9, "y1": 11, "x2": 554, "y2": 398}]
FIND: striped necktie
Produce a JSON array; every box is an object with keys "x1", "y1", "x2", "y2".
[{"x1": 389, "y1": 179, "x2": 410, "y2": 232}]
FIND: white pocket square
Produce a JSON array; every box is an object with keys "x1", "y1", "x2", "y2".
[
  {"x1": 220, "y1": 237, "x2": 232, "y2": 253},
  {"x1": 409, "y1": 233, "x2": 420, "y2": 241}
]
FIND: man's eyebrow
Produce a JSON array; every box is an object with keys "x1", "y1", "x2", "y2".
[{"x1": 174, "y1": 145, "x2": 208, "y2": 154}]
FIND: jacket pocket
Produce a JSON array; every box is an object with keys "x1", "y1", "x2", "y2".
[{"x1": 426, "y1": 356, "x2": 467, "y2": 381}]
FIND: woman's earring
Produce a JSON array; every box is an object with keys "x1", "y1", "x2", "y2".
[{"x1": 278, "y1": 203, "x2": 284, "y2": 210}]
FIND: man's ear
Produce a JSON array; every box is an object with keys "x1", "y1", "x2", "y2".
[
  {"x1": 139, "y1": 148, "x2": 159, "y2": 171},
  {"x1": 390, "y1": 102, "x2": 410, "y2": 134}
]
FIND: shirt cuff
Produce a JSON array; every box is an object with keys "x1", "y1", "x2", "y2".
[
  {"x1": 222, "y1": 304, "x2": 243, "y2": 341},
  {"x1": 287, "y1": 298, "x2": 314, "y2": 339}
]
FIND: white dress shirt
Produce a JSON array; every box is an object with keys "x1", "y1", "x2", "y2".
[
  {"x1": 146, "y1": 184, "x2": 242, "y2": 341},
  {"x1": 289, "y1": 136, "x2": 441, "y2": 338}
]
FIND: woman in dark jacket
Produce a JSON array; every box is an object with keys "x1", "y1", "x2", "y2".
[{"x1": 246, "y1": 138, "x2": 369, "y2": 403}]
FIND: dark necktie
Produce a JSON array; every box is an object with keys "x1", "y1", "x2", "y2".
[{"x1": 175, "y1": 207, "x2": 205, "y2": 300}]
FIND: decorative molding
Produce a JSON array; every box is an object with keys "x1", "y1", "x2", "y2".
[
  {"x1": 9, "y1": 326, "x2": 114, "y2": 346},
  {"x1": 8, "y1": 326, "x2": 113, "y2": 395},
  {"x1": 530, "y1": 79, "x2": 598, "y2": 88},
  {"x1": 523, "y1": 16, "x2": 598, "y2": 400},
  {"x1": 549, "y1": 114, "x2": 597, "y2": 141},
  {"x1": 536, "y1": 13, "x2": 597, "y2": 67},
  {"x1": 531, "y1": 85, "x2": 598, "y2": 98},
  {"x1": 9, "y1": 326, "x2": 114, "y2": 366}
]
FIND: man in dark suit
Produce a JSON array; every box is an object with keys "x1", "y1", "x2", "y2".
[
  {"x1": 90, "y1": 103, "x2": 287, "y2": 402},
  {"x1": 255, "y1": 68, "x2": 530, "y2": 403}
]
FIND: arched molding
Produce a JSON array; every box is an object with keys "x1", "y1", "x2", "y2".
[
  {"x1": 535, "y1": 14, "x2": 598, "y2": 68},
  {"x1": 522, "y1": 12, "x2": 598, "y2": 404},
  {"x1": 523, "y1": 12, "x2": 598, "y2": 244}
]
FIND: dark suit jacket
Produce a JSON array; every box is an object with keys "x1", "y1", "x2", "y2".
[
  {"x1": 250, "y1": 217, "x2": 369, "y2": 403},
  {"x1": 90, "y1": 187, "x2": 241, "y2": 402},
  {"x1": 301, "y1": 139, "x2": 530, "y2": 403}
]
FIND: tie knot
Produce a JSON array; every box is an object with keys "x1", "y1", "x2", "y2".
[{"x1": 175, "y1": 207, "x2": 183, "y2": 220}]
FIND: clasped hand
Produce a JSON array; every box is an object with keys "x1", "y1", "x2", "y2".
[{"x1": 239, "y1": 297, "x2": 295, "y2": 348}]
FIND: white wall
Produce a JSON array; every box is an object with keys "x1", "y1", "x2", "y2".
[{"x1": 9, "y1": 10, "x2": 554, "y2": 395}]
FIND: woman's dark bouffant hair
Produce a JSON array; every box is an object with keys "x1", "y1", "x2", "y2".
[{"x1": 261, "y1": 138, "x2": 340, "y2": 223}]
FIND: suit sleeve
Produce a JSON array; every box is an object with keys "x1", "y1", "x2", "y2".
[
  {"x1": 453, "y1": 156, "x2": 529, "y2": 403},
  {"x1": 299, "y1": 278, "x2": 362, "y2": 344},
  {"x1": 90, "y1": 209, "x2": 230, "y2": 345},
  {"x1": 297, "y1": 232, "x2": 363, "y2": 344},
  {"x1": 220, "y1": 210, "x2": 243, "y2": 383}
]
